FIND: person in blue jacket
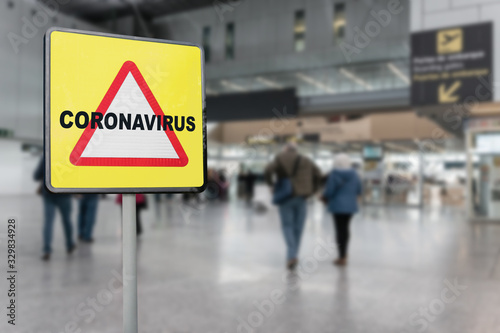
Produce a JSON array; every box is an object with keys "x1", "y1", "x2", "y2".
[{"x1": 322, "y1": 154, "x2": 362, "y2": 266}]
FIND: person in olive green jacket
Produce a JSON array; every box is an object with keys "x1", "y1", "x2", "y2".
[{"x1": 265, "y1": 143, "x2": 322, "y2": 270}]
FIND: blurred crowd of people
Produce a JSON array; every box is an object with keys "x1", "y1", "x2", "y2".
[{"x1": 34, "y1": 144, "x2": 362, "y2": 269}]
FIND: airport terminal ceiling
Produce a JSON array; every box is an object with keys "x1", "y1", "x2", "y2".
[
  {"x1": 38, "y1": 0, "x2": 215, "y2": 21},
  {"x1": 39, "y1": 0, "x2": 413, "y2": 123}
]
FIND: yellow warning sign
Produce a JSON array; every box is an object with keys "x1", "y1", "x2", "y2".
[
  {"x1": 45, "y1": 29, "x2": 206, "y2": 193},
  {"x1": 437, "y1": 28, "x2": 463, "y2": 54}
]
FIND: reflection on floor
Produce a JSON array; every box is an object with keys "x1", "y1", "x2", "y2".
[{"x1": 0, "y1": 193, "x2": 499, "y2": 333}]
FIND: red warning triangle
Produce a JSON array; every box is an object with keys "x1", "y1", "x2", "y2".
[{"x1": 69, "y1": 61, "x2": 188, "y2": 167}]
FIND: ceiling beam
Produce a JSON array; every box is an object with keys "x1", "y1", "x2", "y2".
[{"x1": 38, "y1": 0, "x2": 215, "y2": 22}]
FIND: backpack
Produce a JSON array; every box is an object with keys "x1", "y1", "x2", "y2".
[{"x1": 272, "y1": 156, "x2": 301, "y2": 205}]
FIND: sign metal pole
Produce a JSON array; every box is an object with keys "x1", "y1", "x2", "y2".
[{"x1": 122, "y1": 194, "x2": 138, "y2": 333}]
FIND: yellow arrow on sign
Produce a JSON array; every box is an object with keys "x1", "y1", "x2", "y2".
[{"x1": 438, "y1": 81, "x2": 461, "y2": 103}]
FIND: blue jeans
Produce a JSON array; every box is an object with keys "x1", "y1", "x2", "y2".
[
  {"x1": 78, "y1": 194, "x2": 99, "y2": 241},
  {"x1": 43, "y1": 195, "x2": 74, "y2": 254},
  {"x1": 278, "y1": 196, "x2": 307, "y2": 261}
]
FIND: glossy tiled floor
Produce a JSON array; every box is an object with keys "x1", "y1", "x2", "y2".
[{"x1": 1, "y1": 189, "x2": 500, "y2": 333}]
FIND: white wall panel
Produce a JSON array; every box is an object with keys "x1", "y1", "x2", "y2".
[
  {"x1": 424, "y1": 0, "x2": 450, "y2": 12},
  {"x1": 0, "y1": 140, "x2": 40, "y2": 195},
  {"x1": 0, "y1": 1, "x2": 21, "y2": 135},
  {"x1": 0, "y1": 141, "x2": 24, "y2": 194},
  {"x1": 424, "y1": 6, "x2": 480, "y2": 29},
  {"x1": 0, "y1": 0, "x2": 107, "y2": 142},
  {"x1": 16, "y1": 1, "x2": 45, "y2": 140},
  {"x1": 452, "y1": 0, "x2": 500, "y2": 7},
  {"x1": 0, "y1": 0, "x2": 108, "y2": 193}
]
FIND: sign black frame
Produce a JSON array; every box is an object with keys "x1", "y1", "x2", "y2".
[
  {"x1": 44, "y1": 27, "x2": 207, "y2": 194},
  {"x1": 411, "y1": 22, "x2": 493, "y2": 107}
]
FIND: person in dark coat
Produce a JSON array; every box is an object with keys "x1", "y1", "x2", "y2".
[
  {"x1": 323, "y1": 154, "x2": 362, "y2": 266},
  {"x1": 34, "y1": 156, "x2": 75, "y2": 261},
  {"x1": 78, "y1": 194, "x2": 99, "y2": 242},
  {"x1": 246, "y1": 170, "x2": 257, "y2": 201}
]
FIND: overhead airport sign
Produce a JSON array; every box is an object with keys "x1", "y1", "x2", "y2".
[
  {"x1": 411, "y1": 22, "x2": 492, "y2": 106},
  {"x1": 45, "y1": 28, "x2": 206, "y2": 193}
]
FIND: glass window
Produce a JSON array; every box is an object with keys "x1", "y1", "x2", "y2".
[
  {"x1": 202, "y1": 26, "x2": 211, "y2": 63},
  {"x1": 225, "y1": 22, "x2": 235, "y2": 60},
  {"x1": 333, "y1": 3, "x2": 346, "y2": 39},
  {"x1": 294, "y1": 10, "x2": 306, "y2": 52}
]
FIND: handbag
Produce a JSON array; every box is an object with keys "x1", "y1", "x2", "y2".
[{"x1": 272, "y1": 156, "x2": 301, "y2": 205}]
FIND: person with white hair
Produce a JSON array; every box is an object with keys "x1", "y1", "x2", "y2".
[
  {"x1": 265, "y1": 143, "x2": 322, "y2": 270},
  {"x1": 322, "y1": 154, "x2": 362, "y2": 266}
]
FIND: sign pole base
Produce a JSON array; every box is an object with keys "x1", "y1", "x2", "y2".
[{"x1": 123, "y1": 194, "x2": 138, "y2": 333}]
